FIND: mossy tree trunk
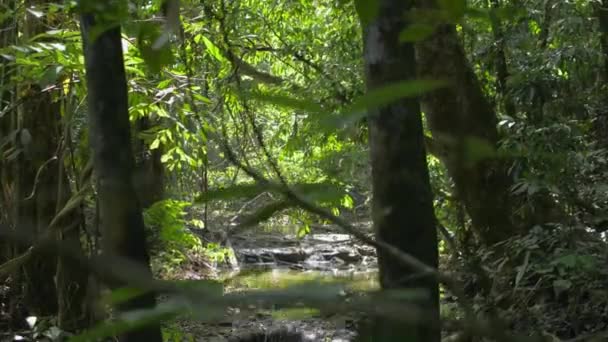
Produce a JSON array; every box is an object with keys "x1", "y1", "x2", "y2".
[
  {"x1": 357, "y1": 0, "x2": 440, "y2": 340},
  {"x1": 79, "y1": 6, "x2": 163, "y2": 342}
]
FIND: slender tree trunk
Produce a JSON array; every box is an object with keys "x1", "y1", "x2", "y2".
[
  {"x1": 489, "y1": 0, "x2": 516, "y2": 118},
  {"x1": 357, "y1": 1, "x2": 440, "y2": 341},
  {"x1": 55, "y1": 147, "x2": 89, "y2": 331},
  {"x1": 527, "y1": 0, "x2": 554, "y2": 125},
  {"x1": 0, "y1": 0, "x2": 26, "y2": 329},
  {"x1": 0, "y1": 0, "x2": 17, "y2": 265},
  {"x1": 18, "y1": 86, "x2": 60, "y2": 315},
  {"x1": 79, "y1": 7, "x2": 163, "y2": 342},
  {"x1": 17, "y1": 0, "x2": 71, "y2": 314},
  {"x1": 12, "y1": 1, "x2": 87, "y2": 325},
  {"x1": 595, "y1": 0, "x2": 608, "y2": 147},
  {"x1": 133, "y1": 116, "x2": 164, "y2": 208}
]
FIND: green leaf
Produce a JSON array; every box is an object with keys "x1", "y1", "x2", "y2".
[
  {"x1": 399, "y1": 23, "x2": 436, "y2": 42},
  {"x1": 150, "y1": 138, "x2": 161, "y2": 150},
  {"x1": 463, "y1": 136, "x2": 497, "y2": 165},
  {"x1": 514, "y1": 251, "x2": 530, "y2": 288},
  {"x1": 39, "y1": 65, "x2": 64, "y2": 88},
  {"x1": 201, "y1": 36, "x2": 226, "y2": 62},
  {"x1": 292, "y1": 182, "x2": 345, "y2": 203},
  {"x1": 137, "y1": 22, "x2": 174, "y2": 73},
  {"x1": 248, "y1": 92, "x2": 324, "y2": 115},
  {"x1": 354, "y1": 0, "x2": 379, "y2": 26},
  {"x1": 341, "y1": 194, "x2": 354, "y2": 209},
  {"x1": 438, "y1": 0, "x2": 466, "y2": 21},
  {"x1": 326, "y1": 79, "x2": 447, "y2": 130},
  {"x1": 196, "y1": 183, "x2": 267, "y2": 202},
  {"x1": 237, "y1": 201, "x2": 291, "y2": 228},
  {"x1": 140, "y1": 44, "x2": 173, "y2": 73},
  {"x1": 69, "y1": 303, "x2": 182, "y2": 342},
  {"x1": 350, "y1": 79, "x2": 447, "y2": 112},
  {"x1": 26, "y1": 7, "x2": 44, "y2": 18},
  {"x1": 103, "y1": 287, "x2": 147, "y2": 306},
  {"x1": 552, "y1": 279, "x2": 572, "y2": 297},
  {"x1": 297, "y1": 224, "x2": 311, "y2": 238}
]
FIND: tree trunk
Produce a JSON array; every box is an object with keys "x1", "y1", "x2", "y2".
[
  {"x1": 79, "y1": 8, "x2": 163, "y2": 342},
  {"x1": 17, "y1": 0, "x2": 71, "y2": 314},
  {"x1": 133, "y1": 116, "x2": 164, "y2": 208},
  {"x1": 416, "y1": 14, "x2": 517, "y2": 245},
  {"x1": 595, "y1": 0, "x2": 608, "y2": 147},
  {"x1": 17, "y1": 87, "x2": 60, "y2": 316},
  {"x1": 489, "y1": 0, "x2": 516, "y2": 118},
  {"x1": 55, "y1": 162, "x2": 89, "y2": 331},
  {"x1": 0, "y1": 0, "x2": 17, "y2": 265},
  {"x1": 357, "y1": 1, "x2": 440, "y2": 341}
]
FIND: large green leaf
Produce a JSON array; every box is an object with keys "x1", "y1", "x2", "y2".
[
  {"x1": 196, "y1": 183, "x2": 268, "y2": 203},
  {"x1": 326, "y1": 79, "x2": 448, "y2": 129},
  {"x1": 349, "y1": 79, "x2": 447, "y2": 112},
  {"x1": 69, "y1": 303, "x2": 182, "y2": 342},
  {"x1": 248, "y1": 92, "x2": 325, "y2": 114},
  {"x1": 137, "y1": 22, "x2": 174, "y2": 73},
  {"x1": 201, "y1": 36, "x2": 226, "y2": 62},
  {"x1": 438, "y1": 0, "x2": 466, "y2": 21},
  {"x1": 399, "y1": 23, "x2": 437, "y2": 42},
  {"x1": 237, "y1": 200, "x2": 292, "y2": 228},
  {"x1": 354, "y1": 0, "x2": 379, "y2": 26}
]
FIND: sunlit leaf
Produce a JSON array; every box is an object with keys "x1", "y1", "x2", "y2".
[
  {"x1": 201, "y1": 36, "x2": 226, "y2": 62},
  {"x1": 297, "y1": 224, "x2": 310, "y2": 238},
  {"x1": 25, "y1": 316, "x2": 37, "y2": 329},
  {"x1": 341, "y1": 194, "x2": 354, "y2": 209}
]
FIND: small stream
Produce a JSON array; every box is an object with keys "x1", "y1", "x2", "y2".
[{"x1": 187, "y1": 232, "x2": 379, "y2": 341}]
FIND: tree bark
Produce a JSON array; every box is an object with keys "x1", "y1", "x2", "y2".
[
  {"x1": 415, "y1": 5, "x2": 518, "y2": 245},
  {"x1": 17, "y1": 0, "x2": 70, "y2": 315},
  {"x1": 17, "y1": 87, "x2": 60, "y2": 316},
  {"x1": 595, "y1": 0, "x2": 608, "y2": 147},
  {"x1": 357, "y1": 1, "x2": 440, "y2": 340},
  {"x1": 133, "y1": 116, "x2": 164, "y2": 208},
  {"x1": 0, "y1": 0, "x2": 17, "y2": 265},
  {"x1": 80, "y1": 8, "x2": 163, "y2": 342},
  {"x1": 489, "y1": 0, "x2": 516, "y2": 118},
  {"x1": 55, "y1": 162, "x2": 89, "y2": 331}
]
